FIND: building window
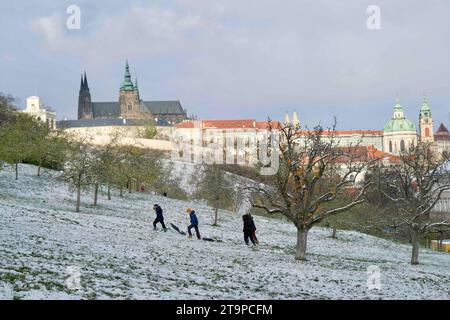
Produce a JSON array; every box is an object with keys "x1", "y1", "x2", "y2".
[
  {"x1": 400, "y1": 140, "x2": 406, "y2": 152},
  {"x1": 425, "y1": 127, "x2": 430, "y2": 137},
  {"x1": 389, "y1": 141, "x2": 393, "y2": 153},
  {"x1": 128, "y1": 104, "x2": 132, "y2": 111}
]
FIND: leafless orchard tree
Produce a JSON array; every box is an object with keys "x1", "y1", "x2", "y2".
[
  {"x1": 248, "y1": 120, "x2": 373, "y2": 261},
  {"x1": 59, "y1": 137, "x2": 95, "y2": 212},
  {"x1": 372, "y1": 143, "x2": 450, "y2": 265}
]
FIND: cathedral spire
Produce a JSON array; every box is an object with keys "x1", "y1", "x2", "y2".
[
  {"x1": 83, "y1": 71, "x2": 89, "y2": 90},
  {"x1": 121, "y1": 59, "x2": 134, "y2": 91},
  {"x1": 80, "y1": 74, "x2": 84, "y2": 90}
]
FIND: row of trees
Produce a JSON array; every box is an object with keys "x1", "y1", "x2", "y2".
[
  {"x1": 0, "y1": 94, "x2": 68, "y2": 179},
  {"x1": 59, "y1": 134, "x2": 174, "y2": 212},
  {"x1": 247, "y1": 121, "x2": 450, "y2": 265}
]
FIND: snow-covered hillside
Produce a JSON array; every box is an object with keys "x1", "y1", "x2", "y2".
[{"x1": 0, "y1": 164, "x2": 449, "y2": 300}]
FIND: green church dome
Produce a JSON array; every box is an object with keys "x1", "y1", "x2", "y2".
[
  {"x1": 383, "y1": 119, "x2": 417, "y2": 132},
  {"x1": 383, "y1": 100, "x2": 417, "y2": 133}
]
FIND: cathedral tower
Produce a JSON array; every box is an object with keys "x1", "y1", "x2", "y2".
[
  {"x1": 119, "y1": 60, "x2": 144, "y2": 119},
  {"x1": 419, "y1": 95, "x2": 435, "y2": 143},
  {"x1": 77, "y1": 72, "x2": 92, "y2": 119}
]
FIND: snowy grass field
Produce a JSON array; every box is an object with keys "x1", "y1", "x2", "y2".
[{"x1": 0, "y1": 164, "x2": 449, "y2": 300}]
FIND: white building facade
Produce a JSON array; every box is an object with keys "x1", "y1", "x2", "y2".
[{"x1": 23, "y1": 96, "x2": 56, "y2": 129}]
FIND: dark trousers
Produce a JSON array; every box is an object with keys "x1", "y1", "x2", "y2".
[
  {"x1": 153, "y1": 218, "x2": 166, "y2": 229},
  {"x1": 244, "y1": 232, "x2": 256, "y2": 245},
  {"x1": 188, "y1": 224, "x2": 201, "y2": 239}
]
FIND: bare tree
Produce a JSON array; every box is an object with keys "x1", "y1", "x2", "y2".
[
  {"x1": 249, "y1": 121, "x2": 372, "y2": 260},
  {"x1": 59, "y1": 139, "x2": 94, "y2": 212},
  {"x1": 372, "y1": 143, "x2": 450, "y2": 265},
  {"x1": 195, "y1": 163, "x2": 235, "y2": 226}
]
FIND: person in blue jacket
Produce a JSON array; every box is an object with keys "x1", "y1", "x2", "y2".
[
  {"x1": 186, "y1": 208, "x2": 201, "y2": 239},
  {"x1": 153, "y1": 204, "x2": 167, "y2": 231}
]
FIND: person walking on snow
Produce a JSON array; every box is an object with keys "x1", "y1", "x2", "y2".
[
  {"x1": 186, "y1": 208, "x2": 201, "y2": 239},
  {"x1": 153, "y1": 204, "x2": 167, "y2": 231},
  {"x1": 249, "y1": 213, "x2": 259, "y2": 244},
  {"x1": 243, "y1": 213, "x2": 257, "y2": 245}
]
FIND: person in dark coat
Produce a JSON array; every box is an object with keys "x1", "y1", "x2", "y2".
[
  {"x1": 243, "y1": 214, "x2": 257, "y2": 245},
  {"x1": 248, "y1": 214, "x2": 259, "y2": 244},
  {"x1": 153, "y1": 204, "x2": 167, "y2": 231},
  {"x1": 186, "y1": 208, "x2": 201, "y2": 239}
]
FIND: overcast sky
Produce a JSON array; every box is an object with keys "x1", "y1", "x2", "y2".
[{"x1": 1, "y1": 0, "x2": 449, "y2": 129}]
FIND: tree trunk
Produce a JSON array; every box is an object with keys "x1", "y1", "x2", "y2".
[
  {"x1": 213, "y1": 202, "x2": 219, "y2": 226},
  {"x1": 120, "y1": 185, "x2": 123, "y2": 197},
  {"x1": 128, "y1": 179, "x2": 132, "y2": 193},
  {"x1": 411, "y1": 232, "x2": 421, "y2": 265},
  {"x1": 332, "y1": 228, "x2": 337, "y2": 239},
  {"x1": 93, "y1": 184, "x2": 99, "y2": 206},
  {"x1": 37, "y1": 159, "x2": 42, "y2": 177},
  {"x1": 76, "y1": 184, "x2": 81, "y2": 213},
  {"x1": 15, "y1": 163, "x2": 18, "y2": 181},
  {"x1": 136, "y1": 179, "x2": 140, "y2": 192},
  {"x1": 295, "y1": 228, "x2": 309, "y2": 261},
  {"x1": 107, "y1": 183, "x2": 111, "y2": 200}
]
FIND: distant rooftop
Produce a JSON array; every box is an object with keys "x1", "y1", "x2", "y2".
[{"x1": 57, "y1": 118, "x2": 169, "y2": 129}]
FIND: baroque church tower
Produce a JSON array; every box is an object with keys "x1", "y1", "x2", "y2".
[
  {"x1": 419, "y1": 95, "x2": 435, "y2": 143},
  {"x1": 78, "y1": 72, "x2": 92, "y2": 119},
  {"x1": 119, "y1": 60, "x2": 149, "y2": 119}
]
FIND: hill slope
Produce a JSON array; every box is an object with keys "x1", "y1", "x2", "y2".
[{"x1": 0, "y1": 164, "x2": 449, "y2": 300}]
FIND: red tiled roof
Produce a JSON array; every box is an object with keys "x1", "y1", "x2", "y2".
[
  {"x1": 436, "y1": 123, "x2": 449, "y2": 134},
  {"x1": 366, "y1": 145, "x2": 400, "y2": 162},
  {"x1": 435, "y1": 123, "x2": 450, "y2": 141},
  {"x1": 255, "y1": 121, "x2": 282, "y2": 129},
  {"x1": 434, "y1": 123, "x2": 450, "y2": 141},
  {"x1": 176, "y1": 121, "x2": 196, "y2": 128},
  {"x1": 202, "y1": 119, "x2": 256, "y2": 129}
]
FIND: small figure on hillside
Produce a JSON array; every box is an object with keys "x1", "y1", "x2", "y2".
[
  {"x1": 163, "y1": 191, "x2": 168, "y2": 197},
  {"x1": 186, "y1": 208, "x2": 201, "y2": 239},
  {"x1": 153, "y1": 204, "x2": 167, "y2": 231},
  {"x1": 243, "y1": 213, "x2": 257, "y2": 246},
  {"x1": 140, "y1": 185, "x2": 145, "y2": 192}
]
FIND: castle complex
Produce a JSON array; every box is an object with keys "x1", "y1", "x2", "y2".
[
  {"x1": 77, "y1": 60, "x2": 188, "y2": 125},
  {"x1": 53, "y1": 59, "x2": 450, "y2": 159},
  {"x1": 175, "y1": 96, "x2": 450, "y2": 157}
]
